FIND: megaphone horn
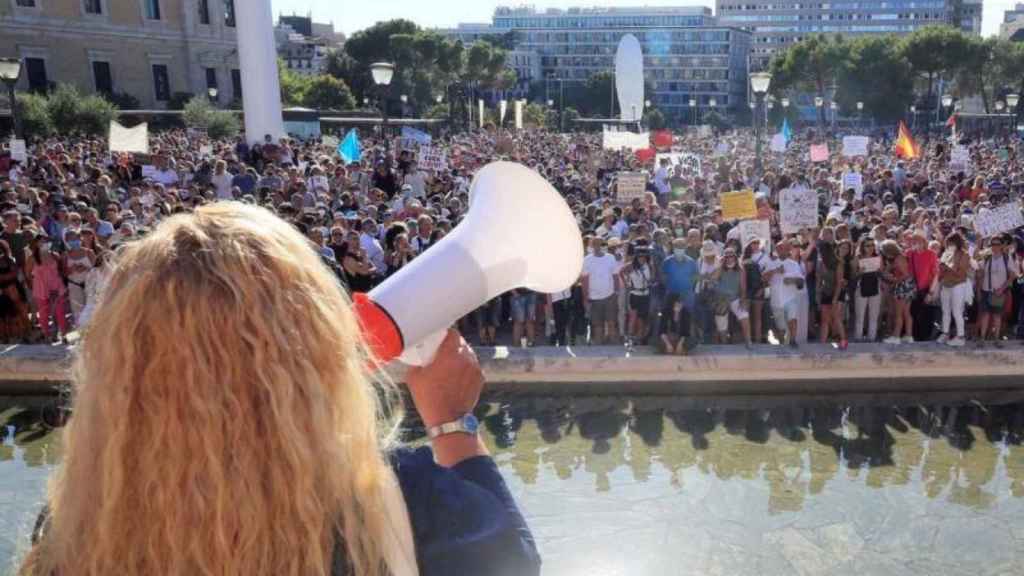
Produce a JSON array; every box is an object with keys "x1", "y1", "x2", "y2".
[{"x1": 355, "y1": 161, "x2": 584, "y2": 366}]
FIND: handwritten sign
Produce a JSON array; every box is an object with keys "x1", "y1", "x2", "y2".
[
  {"x1": 859, "y1": 257, "x2": 882, "y2": 274},
  {"x1": 810, "y1": 143, "x2": 829, "y2": 163},
  {"x1": 721, "y1": 190, "x2": 757, "y2": 221},
  {"x1": 842, "y1": 172, "x2": 864, "y2": 199},
  {"x1": 8, "y1": 139, "x2": 26, "y2": 162},
  {"x1": 780, "y1": 186, "x2": 818, "y2": 234},
  {"x1": 770, "y1": 133, "x2": 787, "y2": 153},
  {"x1": 950, "y1": 145, "x2": 970, "y2": 174},
  {"x1": 974, "y1": 204, "x2": 1024, "y2": 238},
  {"x1": 739, "y1": 219, "x2": 771, "y2": 249},
  {"x1": 616, "y1": 172, "x2": 647, "y2": 203},
  {"x1": 602, "y1": 131, "x2": 650, "y2": 151},
  {"x1": 842, "y1": 136, "x2": 869, "y2": 157},
  {"x1": 321, "y1": 135, "x2": 340, "y2": 150},
  {"x1": 417, "y1": 145, "x2": 447, "y2": 172},
  {"x1": 657, "y1": 152, "x2": 702, "y2": 177}
]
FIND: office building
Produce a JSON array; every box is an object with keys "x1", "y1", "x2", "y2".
[
  {"x1": 276, "y1": 14, "x2": 344, "y2": 77},
  {"x1": 716, "y1": 0, "x2": 978, "y2": 70},
  {"x1": 444, "y1": 6, "x2": 752, "y2": 120},
  {"x1": 1002, "y1": 3, "x2": 1024, "y2": 40},
  {"x1": 0, "y1": 0, "x2": 241, "y2": 108}
]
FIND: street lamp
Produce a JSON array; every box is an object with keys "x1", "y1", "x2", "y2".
[
  {"x1": 370, "y1": 62, "x2": 394, "y2": 139},
  {"x1": 941, "y1": 94, "x2": 953, "y2": 109},
  {"x1": 830, "y1": 101, "x2": 837, "y2": 130},
  {"x1": 815, "y1": 96, "x2": 824, "y2": 130},
  {"x1": 856, "y1": 101, "x2": 863, "y2": 128},
  {"x1": 910, "y1": 104, "x2": 916, "y2": 129},
  {"x1": 436, "y1": 94, "x2": 443, "y2": 104},
  {"x1": 0, "y1": 57, "x2": 23, "y2": 139},
  {"x1": 689, "y1": 98, "x2": 697, "y2": 125},
  {"x1": 749, "y1": 71, "x2": 772, "y2": 174},
  {"x1": 547, "y1": 99, "x2": 554, "y2": 107},
  {"x1": 1008, "y1": 93, "x2": 1020, "y2": 132},
  {"x1": 996, "y1": 101, "x2": 1005, "y2": 112},
  {"x1": 207, "y1": 87, "x2": 218, "y2": 104},
  {"x1": 781, "y1": 97, "x2": 790, "y2": 108}
]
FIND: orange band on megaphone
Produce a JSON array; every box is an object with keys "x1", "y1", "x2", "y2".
[{"x1": 352, "y1": 292, "x2": 404, "y2": 364}]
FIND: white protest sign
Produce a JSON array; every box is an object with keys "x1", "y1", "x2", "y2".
[
  {"x1": 199, "y1": 144, "x2": 214, "y2": 157},
  {"x1": 8, "y1": 139, "x2": 27, "y2": 162},
  {"x1": 842, "y1": 172, "x2": 864, "y2": 199},
  {"x1": 859, "y1": 257, "x2": 882, "y2": 274},
  {"x1": 950, "y1": 145, "x2": 970, "y2": 174},
  {"x1": 616, "y1": 172, "x2": 647, "y2": 203},
  {"x1": 656, "y1": 152, "x2": 702, "y2": 177},
  {"x1": 602, "y1": 131, "x2": 650, "y2": 151},
  {"x1": 842, "y1": 136, "x2": 869, "y2": 157},
  {"x1": 780, "y1": 186, "x2": 818, "y2": 234},
  {"x1": 739, "y1": 219, "x2": 771, "y2": 249},
  {"x1": 322, "y1": 135, "x2": 340, "y2": 150},
  {"x1": 770, "y1": 133, "x2": 787, "y2": 153},
  {"x1": 418, "y1": 145, "x2": 447, "y2": 172},
  {"x1": 974, "y1": 204, "x2": 1024, "y2": 238},
  {"x1": 109, "y1": 121, "x2": 149, "y2": 154},
  {"x1": 715, "y1": 142, "x2": 730, "y2": 156}
]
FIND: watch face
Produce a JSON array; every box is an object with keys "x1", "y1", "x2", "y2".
[{"x1": 462, "y1": 414, "x2": 480, "y2": 434}]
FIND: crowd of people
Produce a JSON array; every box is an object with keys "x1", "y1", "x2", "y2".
[{"x1": 1, "y1": 121, "x2": 1022, "y2": 352}]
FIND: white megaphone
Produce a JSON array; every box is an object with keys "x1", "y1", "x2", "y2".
[{"x1": 354, "y1": 161, "x2": 583, "y2": 366}]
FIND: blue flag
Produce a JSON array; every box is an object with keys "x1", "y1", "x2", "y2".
[
  {"x1": 401, "y1": 126, "x2": 432, "y2": 145},
  {"x1": 338, "y1": 129, "x2": 361, "y2": 164},
  {"x1": 781, "y1": 118, "x2": 793, "y2": 144}
]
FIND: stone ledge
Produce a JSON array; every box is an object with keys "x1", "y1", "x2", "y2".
[{"x1": 3, "y1": 342, "x2": 1022, "y2": 397}]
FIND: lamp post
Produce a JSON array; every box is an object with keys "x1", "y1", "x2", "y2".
[
  {"x1": 1008, "y1": 93, "x2": 1020, "y2": 134},
  {"x1": 749, "y1": 71, "x2": 771, "y2": 174},
  {"x1": 830, "y1": 101, "x2": 837, "y2": 131},
  {"x1": 207, "y1": 87, "x2": 218, "y2": 106},
  {"x1": 941, "y1": 94, "x2": 953, "y2": 136},
  {"x1": 910, "y1": 105, "x2": 916, "y2": 130},
  {"x1": 781, "y1": 96, "x2": 790, "y2": 126},
  {"x1": 765, "y1": 97, "x2": 774, "y2": 132},
  {"x1": 856, "y1": 101, "x2": 863, "y2": 129},
  {"x1": 689, "y1": 98, "x2": 697, "y2": 126},
  {"x1": 370, "y1": 62, "x2": 394, "y2": 139},
  {"x1": 0, "y1": 58, "x2": 23, "y2": 140},
  {"x1": 815, "y1": 96, "x2": 824, "y2": 131}
]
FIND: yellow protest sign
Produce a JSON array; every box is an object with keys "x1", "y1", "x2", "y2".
[{"x1": 720, "y1": 190, "x2": 756, "y2": 221}]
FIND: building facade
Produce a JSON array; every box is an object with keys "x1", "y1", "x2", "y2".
[
  {"x1": 445, "y1": 6, "x2": 752, "y2": 121},
  {"x1": 1001, "y1": 3, "x2": 1024, "y2": 41},
  {"x1": 0, "y1": 0, "x2": 241, "y2": 109},
  {"x1": 716, "y1": 0, "x2": 977, "y2": 69},
  {"x1": 276, "y1": 14, "x2": 343, "y2": 77}
]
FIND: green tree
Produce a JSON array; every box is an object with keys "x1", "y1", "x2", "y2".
[
  {"x1": 46, "y1": 84, "x2": 82, "y2": 134},
  {"x1": 206, "y1": 111, "x2": 240, "y2": 140},
  {"x1": 16, "y1": 92, "x2": 53, "y2": 140},
  {"x1": 301, "y1": 75, "x2": 355, "y2": 111},
  {"x1": 278, "y1": 60, "x2": 309, "y2": 106},
  {"x1": 561, "y1": 106, "x2": 581, "y2": 130},
  {"x1": 835, "y1": 36, "x2": 914, "y2": 123},
  {"x1": 898, "y1": 25, "x2": 970, "y2": 112},
  {"x1": 644, "y1": 108, "x2": 667, "y2": 130},
  {"x1": 954, "y1": 36, "x2": 997, "y2": 112},
  {"x1": 522, "y1": 102, "x2": 548, "y2": 128},
  {"x1": 182, "y1": 96, "x2": 215, "y2": 129},
  {"x1": 769, "y1": 35, "x2": 851, "y2": 124},
  {"x1": 76, "y1": 95, "x2": 117, "y2": 136}
]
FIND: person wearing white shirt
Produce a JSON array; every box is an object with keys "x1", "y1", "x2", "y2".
[
  {"x1": 582, "y1": 237, "x2": 622, "y2": 345},
  {"x1": 210, "y1": 160, "x2": 234, "y2": 201},
  {"x1": 653, "y1": 158, "x2": 671, "y2": 197},
  {"x1": 762, "y1": 239, "x2": 805, "y2": 348},
  {"x1": 359, "y1": 219, "x2": 386, "y2": 275},
  {"x1": 404, "y1": 162, "x2": 429, "y2": 200}
]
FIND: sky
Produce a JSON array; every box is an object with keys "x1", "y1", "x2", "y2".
[{"x1": 271, "y1": 0, "x2": 1015, "y2": 38}]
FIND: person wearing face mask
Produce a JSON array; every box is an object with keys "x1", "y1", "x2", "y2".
[
  {"x1": 26, "y1": 235, "x2": 69, "y2": 344},
  {"x1": 62, "y1": 228, "x2": 95, "y2": 326},
  {"x1": 742, "y1": 239, "x2": 768, "y2": 344},
  {"x1": 661, "y1": 238, "x2": 699, "y2": 352}
]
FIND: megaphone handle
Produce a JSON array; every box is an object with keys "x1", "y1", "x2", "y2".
[{"x1": 397, "y1": 330, "x2": 448, "y2": 367}]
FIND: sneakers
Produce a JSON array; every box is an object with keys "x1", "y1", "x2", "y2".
[
  {"x1": 883, "y1": 336, "x2": 901, "y2": 345},
  {"x1": 937, "y1": 334, "x2": 950, "y2": 345},
  {"x1": 948, "y1": 337, "x2": 966, "y2": 348},
  {"x1": 902, "y1": 336, "x2": 915, "y2": 344}
]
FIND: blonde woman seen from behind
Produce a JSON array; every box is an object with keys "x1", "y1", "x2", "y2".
[{"x1": 20, "y1": 203, "x2": 540, "y2": 576}]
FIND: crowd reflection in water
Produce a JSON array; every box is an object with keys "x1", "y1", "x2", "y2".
[
  {"x1": 414, "y1": 397, "x2": 1024, "y2": 512},
  {"x1": 5, "y1": 397, "x2": 1024, "y2": 514}
]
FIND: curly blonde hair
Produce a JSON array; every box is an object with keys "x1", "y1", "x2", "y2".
[{"x1": 22, "y1": 202, "x2": 402, "y2": 576}]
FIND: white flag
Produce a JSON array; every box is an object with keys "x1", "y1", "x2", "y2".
[
  {"x1": 514, "y1": 100, "x2": 524, "y2": 130},
  {"x1": 108, "y1": 121, "x2": 149, "y2": 154},
  {"x1": 499, "y1": 100, "x2": 507, "y2": 126}
]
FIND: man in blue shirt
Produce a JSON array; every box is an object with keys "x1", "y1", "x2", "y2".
[{"x1": 662, "y1": 238, "x2": 698, "y2": 351}]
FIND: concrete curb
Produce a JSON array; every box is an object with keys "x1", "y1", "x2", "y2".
[{"x1": 3, "y1": 342, "x2": 1023, "y2": 397}]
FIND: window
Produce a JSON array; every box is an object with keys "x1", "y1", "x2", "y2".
[
  {"x1": 25, "y1": 58, "x2": 47, "y2": 93},
  {"x1": 224, "y1": 0, "x2": 235, "y2": 27},
  {"x1": 93, "y1": 61, "x2": 113, "y2": 94},
  {"x1": 15, "y1": 0, "x2": 36, "y2": 6},
  {"x1": 152, "y1": 64, "x2": 170, "y2": 101},
  {"x1": 143, "y1": 0, "x2": 160, "y2": 20},
  {"x1": 205, "y1": 67, "x2": 218, "y2": 91},
  {"x1": 198, "y1": 0, "x2": 209, "y2": 24},
  {"x1": 84, "y1": 0, "x2": 101, "y2": 13},
  {"x1": 231, "y1": 68, "x2": 242, "y2": 100}
]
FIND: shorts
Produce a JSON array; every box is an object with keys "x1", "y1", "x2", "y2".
[
  {"x1": 715, "y1": 299, "x2": 749, "y2": 331},
  {"x1": 772, "y1": 299, "x2": 800, "y2": 328},
  {"x1": 893, "y1": 278, "x2": 917, "y2": 302},
  {"x1": 511, "y1": 292, "x2": 538, "y2": 323},
  {"x1": 589, "y1": 295, "x2": 617, "y2": 326},
  {"x1": 474, "y1": 298, "x2": 503, "y2": 328},
  {"x1": 629, "y1": 294, "x2": 650, "y2": 319},
  {"x1": 979, "y1": 290, "x2": 1006, "y2": 314}
]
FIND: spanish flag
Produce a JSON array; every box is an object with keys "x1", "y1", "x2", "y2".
[{"x1": 894, "y1": 121, "x2": 920, "y2": 159}]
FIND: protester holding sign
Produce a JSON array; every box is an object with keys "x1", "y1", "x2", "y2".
[{"x1": 976, "y1": 234, "x2": 1019, "y2": 347}]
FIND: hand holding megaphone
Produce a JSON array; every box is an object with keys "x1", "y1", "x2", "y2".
[{"x1": 355, "y1": 161, "x2": 584, "y2": 366}]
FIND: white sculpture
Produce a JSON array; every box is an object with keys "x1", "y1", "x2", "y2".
[
  {"x1": 615, "y1": 34, "x2": 645, "y2": 124},
  {"x1": 235, "y1": 0, "x2": 286, "y2": 145}
]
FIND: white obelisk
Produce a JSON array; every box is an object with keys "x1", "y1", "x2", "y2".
[{"x1": 236, "y1": 0, "x2": 285, "y2": 145}]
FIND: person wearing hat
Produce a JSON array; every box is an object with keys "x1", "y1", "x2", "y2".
[{"x1": 695, "y1": 240, "x2": 721, "y2": 344}]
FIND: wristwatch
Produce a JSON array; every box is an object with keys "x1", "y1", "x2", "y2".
[{"x1": 426, "y1": 413, "x2": 480, "y2": 439}]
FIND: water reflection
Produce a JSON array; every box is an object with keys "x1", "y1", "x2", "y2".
[{"x1": 455, "y1": 398, "x2": 1024, "y2": 513}]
